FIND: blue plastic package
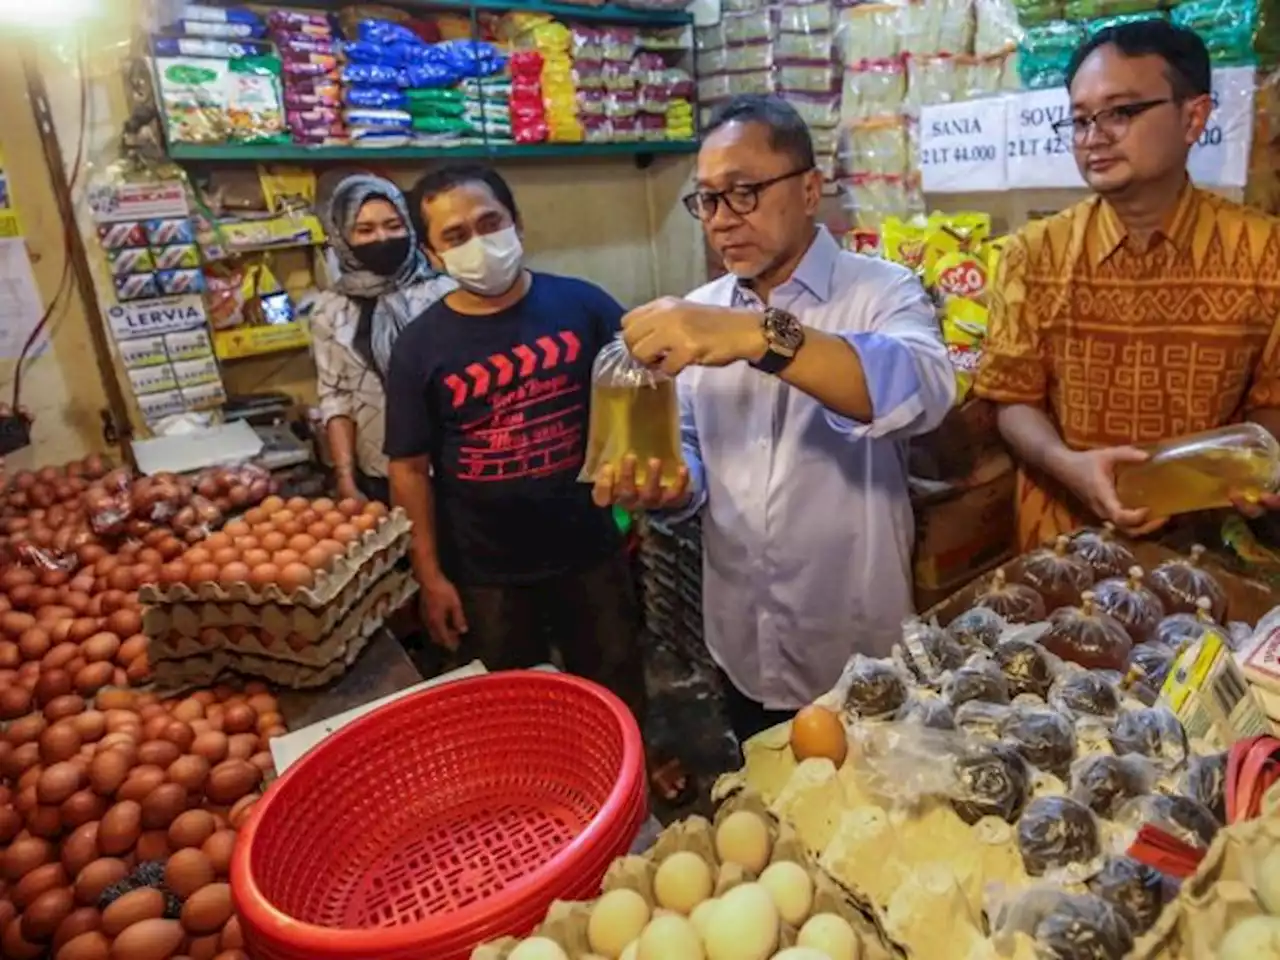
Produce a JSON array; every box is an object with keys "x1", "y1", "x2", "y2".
[
  {"x1": 179, "y1": 18, "x2": 266, "y2": 39},
  {"x1": 350, "y1": 127, "x2": 413, "y2": 147},
  {"x1": 435, "y1": 39, "x2": 507, "y2": 78},
  {"x1": 342, "y1": 62, "x2": 407, "y2": 87},
  {"x1": 345, "y1": 86, "x2": 410, "y2": 109},
  {"x1": 356, "y1": 19, "x2": 423, "y2": 47},
  {"x1": 344, "y1": 108, "x2": 413, "y2": 129},
  {"x1": 343, "y1": 41, "x2": 400, "y2": 64},
  {"x1": 404, "y1": 62, "x2": 459, "y2": 88},
  {"x1": 152, "y1": 36, "x2": 272, "y2": 58},
  {"x1": 182, "y1": 4, "x2": 262, "y2": 25}
]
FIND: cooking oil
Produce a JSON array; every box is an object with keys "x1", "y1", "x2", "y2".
[{"x1": 582, "y1": 380, "x2": 683, "y2": 487}]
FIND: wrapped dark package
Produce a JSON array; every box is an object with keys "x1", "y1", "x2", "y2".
[{"x1": 1017, "y1": 795, "x2": 1102, "y2": 878}]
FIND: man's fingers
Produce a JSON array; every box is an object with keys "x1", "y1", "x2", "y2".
[
  {"x1": 592, "y1": 464, "x2": 617, "y2": 508},
  {"x1": 661, "y1": 466, "x2": 690, "y2": 507},
  {"x1": 1111, "y1": 506, "x2": 1150, "y2": 529},
  {"x1": 639, "y1": 459, "x2": 663, "y2": 506},
  {"x1": 1123, "y1": 515, "x2": 1170, "y2": 538},
  {"x1": 1230, "y1": 493, "x2": 1267, "y2": 518},
  {"x1": 1104, "y1": 446, "x2": 1150, "y2": 465},
  {"x1": 616, "y1": 455, "x2": 640, "y2": 508},
  {"x1": 448, "y1": 598, "x2": 468, "y2": 635}
]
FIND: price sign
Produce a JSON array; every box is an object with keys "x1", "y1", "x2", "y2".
[
  {"x1": 918, "y1": 97, "x2": 1008, "y2": 193},
  {"x1": 1004, "y1": 88, "x2": 1084, "y2": 190},
  {"x1": 1189, "y1": 66, "x2": 1255, "y2": 188}
]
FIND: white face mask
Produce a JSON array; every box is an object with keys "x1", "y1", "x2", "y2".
[{"x1": 440, "y1": 226, "x2": 524, "y2": 296}]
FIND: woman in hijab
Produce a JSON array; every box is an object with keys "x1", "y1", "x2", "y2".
[{"x1": 312, "y1": 174, "x2": 455, "y2": 503}]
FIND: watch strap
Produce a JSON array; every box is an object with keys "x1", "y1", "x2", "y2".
[{"x1": 751, "y1": 348, "x2": 795, "y2": 374}]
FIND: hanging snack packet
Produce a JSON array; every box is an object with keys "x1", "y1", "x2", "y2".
[{"x1": 580, "y1": 336, "x2": 685, "y2": 488}]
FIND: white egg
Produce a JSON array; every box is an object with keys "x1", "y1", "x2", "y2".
[
  {"x1": 655, "y1": 851, "x2": 715, "y2": 914},
  {"x1": 1220, "y1": 915, "x2": 1280, "y2": 959},
  {"x1": 690, "y1": 898, "x2": 719, "y2": 940},
  {"x1": 619, "y1": 941, "x2": 639, "y2": 960},
  {"x1": 773, "y1": 950, "x2": 833, "y2": 960},
  {"x1": 508, "y1": 937, "x2": 570, "y2": 960},
  {"x1": 715, "y1": 811, "x2": 772, "y2": 874},
  {"x1": 758, "y1": 860, "x2": 814, "y2": 926},
  {"x1": 798, "y1": 913, "x2": 861, "y2": 960},
  {"x1": 637, "y1": 913, "x2": 705, "y2": 960},
  {"x1": 588, "y1": 888, "x2": 652, "y2": 959},
  {"x1": 1256, "y1": 847, "x2": 1280, "y2": 915},
  {"x1": 703, "y1": 882, "x2": 779, "y2": 960}
]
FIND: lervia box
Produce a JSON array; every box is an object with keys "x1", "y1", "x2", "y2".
[
  {"x1": 472, "y1": 788, "x2": 905, "y2": 960},
  {"x1": 139, "y1": 508, "x2": 410, "y2": 607}
]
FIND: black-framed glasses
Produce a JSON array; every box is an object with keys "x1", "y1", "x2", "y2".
[
  {"x1": 1051, "y1": 98, "x2": 1172, "y2": 145},
  {"x1": 681, "y1": 167, "x2": 813, "y2": 220}
]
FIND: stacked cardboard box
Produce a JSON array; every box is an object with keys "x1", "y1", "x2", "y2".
[{"x1": 638, "y1": 514, "x2": 709, "y2": 670}]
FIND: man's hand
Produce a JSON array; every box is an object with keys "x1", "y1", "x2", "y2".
[
  {"x1": 335, "y1": 471, "x2": 363, "y2": 503},
  {"x1": 622, "y1": 298, "x2": 766, "y2": 376},
  {"x1": 1056, "y1": 446, "x2": 1167, "y2": 536},
  {"x1": 1229, "y1": 491, "x2": 1280, "y2": 519},
  {"x1": 592, "y1": 454, "x2": 690, "y2": 511},
  {"x1": 420, "y1": 574, "x2": 468, "y2": 651}
]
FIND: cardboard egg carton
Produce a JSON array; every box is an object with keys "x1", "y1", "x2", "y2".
[
  {"x1": 149, "y1": 569, "x2": 417, "y2": 668},
  {"x1": 139, "y1": 508, "x2": 411, "y2": 608},
  {"x1": 472, "y1": 789, "x2": 906, "y2": 960},
  {"x1": 142, "y1": 539, "x2": 409, "y2": 641},
  {"x1": 152, "y1": 627, "x2": 375, "y2": 692}
]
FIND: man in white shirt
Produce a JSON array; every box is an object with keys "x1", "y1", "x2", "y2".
[{"x1": 594, "y1": 95, "x2": 956, "y2": 743}]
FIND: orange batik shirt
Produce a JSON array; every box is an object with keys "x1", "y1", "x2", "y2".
[{"x1": 974, "y1": 183, "x2": 1280, "y2": 552}]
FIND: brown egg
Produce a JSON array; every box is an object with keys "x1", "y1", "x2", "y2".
[
  {"x1": 98, "y1": 801, "x2": 141, "y2": 856},
  {"x1": 73, "y1": 858, "x2": 129, "y2": 905},
  {"x1": 187, "y1": 564, "x2": 219, "y2": 588},
  {"x1": 0, "y1": 685, "x2": 32, "y2": 720},
  {"x1": 304, "y1": 521, "x2": 331, "y2": 541},
  {"x1": 167, "y1": 810, "x2": 215, "y2": 851},
  {"x1": 258, "y1": 531, "x2": 287, "y2": 553},
  {"x1": 225, "y1": 734, "x2": 258, "y2": 761},
  {"x1": 58, "y1": 930, "x2": 111, "y2": 960},
  {"x1": 164, "y1": 848, "x2": 214, "y2": 898},
  {"x1": 73, "y1": 662, "x2": 113, "y2": 698},
  {"x1": 87, "y1": 751, "x2": 131, "y2": 796},
  {"x1": 2, "y1": 914, "x2": 42, "y2": 960},
  {"x1": 80, "y1": 632, "x2": 120, "y2": 663},
  {"x1": 22, "y1": 884, "x2": 74, "y2": 941},
  {"x1": 3, "y1": 835, "x2": 53, "y2": 880},
  {"x1": 200, "y1": 830, "x2": 236, "y2": 877},
  {"x1": 44, "y1": 694, "x2": 86, "y2": 722},
  {"x1": 211, "y1": 548, "x2": 240, "y2": 569},
  {"x1": 104, "y1": 609, "x2": 141, "y2": 638},
  {"x1": 187, "y1": 932, "x2": 222, "y2": 960},
  {"x1": 167, "y1": 755, "x2": 209, "y2": 793},
  {"x1": 364, "y1": 500, "x2": 389, "y2": 519},
  {"x1": 93, "y1": 689, "x2": 135, "y2": 712},
  {"x1": 34, "y1": 669, "x2": 74, "y2": 707},
  {"x1": 60, "y1": 790, "x2": 107, "y2": 830},
  {"x1": 217, "y1": 562, "x2": 250, "y2": 588},
  {"x1": 17, "y1": 626, "x2": 51, "y2": 661},
  {"x1": 37, "y1": 761, "x2": 84, "y2": 805},
  {"x1": 101, "y1": 887, "x2": 165, "y2": 936},
  {"x1": 220, "y1": 704, "x2": 256, "y2": 736},
  {"x1": 277, "y1": 563, "x2": 314, "y2": 593},
  {"x1": 189, "y1": 731, "x2": 228, "y2": 765},
  {"x1": 13, "y1": 860, "x2": 68, "y2": 908},
  {"x1": 52, "y1": 907, "x2": 102, "y2": 954},
  {"x1": 223, "y1": 519, "x2": 252, "y2": 538},
  {"x1": 239, "y1": 548, "x2": 271, "y2": 569},
  {"x1": 7, "y1": 711, "x2": 46, "y2": 745},
  {"x1": 350, "y1": 514, "x2": 377, "y2": 534},
  {"x1": 141, "y1": 782, "x2": 188, "y2": 829},
  {"x1": 245, "y1": 564, "x2": 279, "y2": 591},
  {"x1": 330, "y1": 523, "x2": 358, "y2": 544},
  {"x1": 110, "y1": 917, "x2": 184, "y2": 959},
  {"x1": 135, "y1": 829, "x2": 170, "y2": 863},
  {"x1": 285, "y1": 534, "x2": 316, "y2": 554},
  {"x1": 271, "y1": 550, "x2": 301, "y2": 569},
  {"x1": 40, "y1": 722, "x2": 82, "y2": 764},
  {"x1": 180, "y1": 882, "x2": 231, "y2": 936},
  {"x1": 60, "y1": 822, "x2": 100, "y2": 876},
  {"x1": 138, "y1": 740, "x2": 181, "y2": 769},
  {"x1": 118, "y1": 766, "x2": 166, "y2": 804},
  {"x1": 336, "y1": 497, "x2": 362, "y2": 517},
  {"x1": 228, "y1": 794, "x2": 258, "y2": 830}
]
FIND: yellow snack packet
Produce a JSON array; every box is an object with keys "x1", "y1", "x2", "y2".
[
  {"x1": 932, "y1": 249, "x2": 989, "y2": 305},
  {"x1": 940, "y1": 297, "x2": 989, "y2": 403},
  {"x1": 881, "y1": 216, "x2": 929, "y2": 271},
  {"x1": 920, "y1": 212, "x2": 991, "y2": 289}
]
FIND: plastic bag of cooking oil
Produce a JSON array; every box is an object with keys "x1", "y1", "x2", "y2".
[{"x1": 580, "y1": 335, "x2": 685, "y2": 488}]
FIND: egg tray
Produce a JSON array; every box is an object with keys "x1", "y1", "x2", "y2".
[
  {"x1": 149, "y1": 569, "x2": 417, "y2": 669},
  {"x1": 1133, "y1": 816, "x2": 1280, "y2": 960},
  {"x1": 142, "y1": 538, "x2": 409, "y2": 642},
  {"x1": 472, "y1": 788, "x2": 907, "y2": 960},
  {"x1": 138, "y1": 508, "x2": 412, "y2": 609},
  {"x1": 150, "y1": 597, "x2": 391, "y2": 692}
]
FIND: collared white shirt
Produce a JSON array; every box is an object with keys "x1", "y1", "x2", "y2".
[{"x1": 676, "y1": 227, "x2": 956, "y2": 708}]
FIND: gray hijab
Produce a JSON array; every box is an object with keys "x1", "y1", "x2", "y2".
[{"x1": 326, "y1": 174, "x2": 433, "y2": 378}]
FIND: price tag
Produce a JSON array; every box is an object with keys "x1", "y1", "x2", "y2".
[
  {"x1": 1005, "y1": 88, "x2": 1084, "y2": 190},
  {"x1": 918, "y1": 97, "x2": 1008, "y2": 193},
  {"x1": 1189, "y1": 66, "x2": 1255, "y2": 188}
]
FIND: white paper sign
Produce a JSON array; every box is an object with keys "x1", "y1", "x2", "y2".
[
  {"x1": 1004, "y1": 88, "x2": 1084, "y2": 190},
  {"x1": 1188, "y1": 65, "x2": 1255, "y2": 188},
  {"x1": 918, "y1": 97, "x2": 1009, "y2": 193},
  {"x1": 1002, "y1": 66, "x2": 1256, "y2": 190}
]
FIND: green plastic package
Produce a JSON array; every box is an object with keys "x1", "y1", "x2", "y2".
[
  {"x1": 1171, "y1": 0, "x2": 1259, "y2": 66},
  {"x1": 1065, "y1": 0, "x2": 1162, "y2": 17},
  {"x1": 1086, "y1": 10, "x2": 1168, "y2": 36},
  {"x1": 1014, "y1": 0, "x2": 1066, "y2": 25},
  {"x1": 1019, "y1": 20, "x2": 1088, "y2": 89}
]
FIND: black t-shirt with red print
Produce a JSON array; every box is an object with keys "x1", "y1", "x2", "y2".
[{"x1": 384, "y1": 272, "x2": 622, "y2": 586}]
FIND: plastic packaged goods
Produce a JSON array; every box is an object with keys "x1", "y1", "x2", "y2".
[
  {"x1": 974, "y1": 568, "x2": 1049, "y2": 624},
  {"x1": 779, "y1": 1, "x2": 835, "y2": 34},
  {"x1": 1116, "y1": 422, "x2": 1280, "y2": 516},
  {"x1": 723, "y1": 8, "x2": 776, "y2": 45},
  {"x1": 1049, "y1": 667, "x2": 1121, "y2": 718},
  {"x1": 895, "y1": 616, "x2": 968, "y2": 685},
  {"x1": 1017, "y1": 795, "x2": 1103, "y2": 878},
  {"x1": 897, "y1": 694, "x2": 957, "y2": 728},
  {"x1": 1087, "y1": 855, "x2": 1164, "y2": 936},
  {"x1": 1170, "y1": 0, "x2": 1259, "y2": 66},
  {"x1": 1012, "y1": 0, "x2": 1066, "y2": 23},
  {"x1": 1017, "y1": 535, "x2": 1096, "y2": 611},
  {"x1": 1115, "y1": 793, "x2": 1222, "y2": 849},
  {"x1": 991, "y1": 888, "x2": 1135, "y2": 960},
  {"x1": 778, "y1": 64, "x2": 838, "y2": 94},
  {"x1": 994, "y1": 635, "x2": 1057, "y2": 698},
  {"x1": 579, "y1": 336, "x2": 683, "y2": 488},
  {"x1": 1090, "y1": 566, "x2": 1165, "y2": 645},
  {"x1": 1180, "y1": 751, "x2": 1228, "y2": 822},
  {"x1": 776, "y1": 29, "x2": 834, "y2": 62},
  {"x1": 974, "y1": 0, "x2": 1024, "y2": 57},
  {"x1": 1109, "y1": 706, "x2": 1188, "y2": 768},
  {"x1": 1126, "y1": 641, "x2": 1177, "y2": 701},
  {"x1": 945, "y1": 660, "x2": 1013, "y2": 708},
  {"x1": 838, "y1": 3, "x2": 903, "y2": 64},
  {"x1": 1001, "y1": 705, "x2": 1077, "y2": 777},
  {"x1": 1068, "y1": 523, "x2": 1137, "y2": 580},
  {"x1": 1086, "y1": 9, "x2": 1169, "y2": 36},
  {"x1": 906, "y1": 53, "x2": 962, "y2": 108},
  {"x1": 948, "y1": 605, "x2": 1007, "y2": 650},
  {"x1": 950, "y1": 741, "x2": 1033, "y2": 824},
  {"x1": 1070, "y1": 754, "x2": 1157, "y2": 818},
  {"x1": 1018, "y1": 19, "x2": 1087, "y2": 89},
  {"x1": 1146, "y1": 544, "x2": 1228, "y2": 620},
  {"x1": 843, "y1": 115, "x2": 912, "y2": 177},
  {"x1": 838, "y1": 654, "x2": 910, "y2": 719},
  {"x1": 1153, "y1": 596, "x2": 1219, "y2": 649},
  {"x1": 696, "y1": 42, "x2": 774, "y2": 75},
  {"x1": 1040, "y1": 592, "x2": 1134, "y2": 671},
  {"x1": 154, "y1": 54, "x2": 289, "y2": 145}
]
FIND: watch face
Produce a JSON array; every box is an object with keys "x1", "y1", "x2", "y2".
[{"x1": 765, "y1": 308, "x2": 804, "y2": 353}]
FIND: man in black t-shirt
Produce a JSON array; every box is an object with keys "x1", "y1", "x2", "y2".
[{"x1": 385, "y1": 165, "x2": 689, "y2": 801}]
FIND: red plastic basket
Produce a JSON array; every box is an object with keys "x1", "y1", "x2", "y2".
[{"x1": 231, "y1": 671, "x2": 647, "y2": 960}]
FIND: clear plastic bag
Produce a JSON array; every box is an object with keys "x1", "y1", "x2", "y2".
[
  {"x1": 948, "y1": 605, "x2": 1007, "y2": 650},
  {"x1": 951, "y1": 741, "x2": 1033, "y2": 825},
  {"x1": 1179, "y1": 751, "x2": 1228, "y2": 823},
  {"x1": 974, "y1": 568, "x2": 1048, "y2": 624},
  {"x1": 852, "y1": 720, "x2": 967, "y2": 806},
  {"x1": 955, "y1": 700, "x2": 1008, "y2": 740},
  {"x1": 1070, "y1": 753, "x2": 1158, "y2": 818},
  {"x1": 1041, "y1": 592, "x2": 1134, "y2": 672},
  {"x1": 1017, "y1": 535, "x2": 1096, "y2": 611},
  {"x1": 1114, "y1": 793, "x2": 1222, "y2": 849},
  {"x1": 192, "y1": 461, "x2": 273, "y2": 514},
  {"x1": 1147, "y1": 545, "x2": 1227, "y2": 621},
  {"x1": 1125, "y1": 641, "x2": 1177, "y2": 704},
  {"x1": 896, "y1": 694, "x2": 957, "y2": 729},
  {"x1": 944, "y1": 659, "x2": 1012, "y2": 708},
  {"x1": 991, "y1": 886, "x2": 1135, "y2": 960},
  {"x1": 838, "y1": 3, "x2": 903, "y2": 63},
  {"x1": 1109, "y1": 706, "x2": 1188, "y2": 769},
  {"x1": 1002, "y1": 705, "x2": 1077, "y2": 777},
  {"x1": 836, "y1": 653, "x2": 909, "y2": 720},
  {"x1": 1091, "y1": 568, "x2": 1165, "y2": 645},
  {"x1": 1153, "y1": 596, "x2": 1218, "y2": 649},
  {"x1": 894, "y1": 616, "x2": 967, "y2": 685},
  {"x1": 994, "y1": 635, "x2": 1057, "y2": 699},
  {"x1": 1049, "y1": 667, "x2": 1121, "y2": 719},
  {"x1": 1087, "y1": 855, "x2": 1166, "y2": 936},
  {"x1": 1017, "y1": 796, "x2": 1104, "y2": 879},
  {"x1": 579, "y1": 335, "x2": 684, "y2": 488}
]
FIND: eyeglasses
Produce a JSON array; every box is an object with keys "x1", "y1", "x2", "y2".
[
  {"x1": 1051, "y1": 98, "x2": 1172, "y2": 145},
  {"x1": 681, "y1": 167, "x2": 813, "y2": 220}
]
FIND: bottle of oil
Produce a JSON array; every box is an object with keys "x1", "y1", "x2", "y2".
[
  {"x1": 1115, "y1": 422, "x2": 1280, "y2": 517},
  {"x1": 580, "y1": 337, "x2": 684, "y2": 488}
]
